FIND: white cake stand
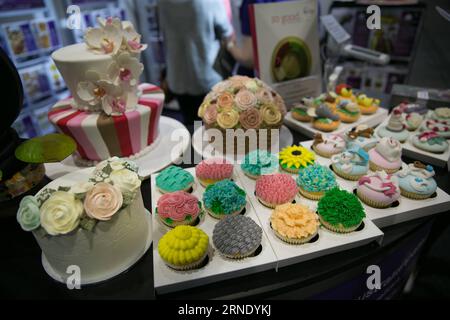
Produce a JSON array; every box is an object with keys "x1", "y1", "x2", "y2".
[
  {"x1": 45, "y1": 116, "x2": 190, "y2": 180},
  {"x1": 192, "y1": 125, "x2": 293, "y2": 161},
  {"x1": 42, "y1": 209, "x2": 152, "y2": 286}
]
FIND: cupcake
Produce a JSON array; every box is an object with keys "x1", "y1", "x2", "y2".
[
  {"x1": 405, "y1": 112, "x2": 423, "y2": 131},
  {"x1": 411, "y1": 131, "x2": 449, "y2": 154},
  {"x1": 291, "y1": 97, "x2": 314, "y2": 122},
  {"x1": 212, "y1": 215, "x2": 262, "y2": 259},
  {"x1": 356, "y1": 93, "x2": 380, "y2": 115},
  {"x1": 317, "y1": 92, "x2": 338, "y2": 110},
  {"x1": 279, "y1": 145, "x2": 315, "y2": 174},
  {"x1": 336, "y1": 100, "x2": 361, "y2": 123},
  {"x1": 331, "y1": 145, "x2": 369, "y2": 181},
  {"x1": 377, "y1": 108, "x2": 409, "y2": 143},
  {"x1": 158, "y1": 225, "x2": 209, "y2": 270},
  {"x1": 420, "y1": 119, "x2": 450, "y2": 139},
  {"x1": 356, "y1": 171, "x2": 400, "y2": 208},
  {"x1": 308, "y1": 104, "x2": 341, "y2": 132},
  {"x1": 345, "y1": 124, "x2": 378, "y2": 151},
  {"x1": 241, "y1": 150, "x2": 278, "y2": 179},
  {"x1": 368, "y1": 137, "x2": 402, "y2": 174},
  {"x1": 296, "y1": 164, "x2": 337, "y2": 200},
  {"x1": 255, "y1": 173, "x2": 297, "y2": 208},
  {"x1": 317, "y1": 187, "x2": 365, "y2": 233},
  {"x1": 195, "y1": 157, "x2": 233, "y2": 187},
  {"x1": 203, "y1": 179, "x2": 246, "y2": 219},
  {"x1": 156, "y1": 166, "x2": 194, "y2": 193},
  {"x1": 312, "y1": 133, "x2": 346, "y2": 158},
  {"x1": 270, "y1": 203, "x2": 320, "y2": 244},
  {"x1": 335, "y1": 84, "x2": 356, "y2": 102},
  {"x1": 430, "y1": 107, "x2": 450, "y2": 121},
  {"x1": 396, "y1": 161, "x2": 437, "y2": 200},
  {"x1": 156, "y1": 191, "x2": 202, "y2": 227}
]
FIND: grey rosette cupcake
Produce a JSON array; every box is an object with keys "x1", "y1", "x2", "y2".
[{"x1": 212, "y1": 215, "x2": 262, "y2": 259}]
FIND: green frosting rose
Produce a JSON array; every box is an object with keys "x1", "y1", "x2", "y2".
[
  {"x1": 317, "y1": 187, "x2": 365, "y2": 228},
  {"x1": 17, "y1": 196, "x2": 41, "y2": 231}
]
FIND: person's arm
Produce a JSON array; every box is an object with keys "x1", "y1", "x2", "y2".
[
  {"x1": 227, "y1": 35, "x2": 254, "y2": 69},
  {"x1": 213, "y1": 0, "x2": 234, "y2": 40}
]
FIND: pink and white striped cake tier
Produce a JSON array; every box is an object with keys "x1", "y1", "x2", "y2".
[{"x1": 48, "y1": 83, "x2": 164, "y2": 161}]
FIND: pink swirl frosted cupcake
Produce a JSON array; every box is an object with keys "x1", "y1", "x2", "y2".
[
  {"x1": 195, "y1": 158, "x2": 234, "y2": 187},
  {"x1": 156, "y1": 191, "x2": 202, "y2": 227},
  {"x1": 255, "y1": 173, "x2": 297, "y2": 208}
]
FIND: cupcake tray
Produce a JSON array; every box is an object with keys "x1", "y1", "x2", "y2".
[
  {"x1": 150, "y1": 168, "x2": 278, "y2": 294},
  {"x1": 298, "y1": 140, "x2": 450, "y2": 228},
  {"x1": 374, "y1": 117, "x2": 450, "y2": 171},
  {"x1": 236, "y1": 165, "x2": 384, "y2": 269},
  {"x1": 284, "y1": 107, "x2": 388, "y2": 138}
]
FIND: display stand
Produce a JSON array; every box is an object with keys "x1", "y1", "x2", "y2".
[
  {"x1": 151, "y1": 167, "x2": 384, "y2": 294},
  {"x1": 374, "y1": 117, "x2": 450, "y2": 171},
  {"x1": 297, "y1": 140, "x2": 450, "y2": 228},
  {"x1": 284, "y1": 108, "x2": 388, "y2": 138}
]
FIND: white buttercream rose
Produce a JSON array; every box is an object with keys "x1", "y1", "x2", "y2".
[
  {"x1": 40, "y1": 191, "x2": 83, "y2": 235},
  {"x1": 109, "y1": 169, "x2": 141, "y2": 204},
  {"x1": 69, "y1": 182, "x2": 94, "y2": 197}
]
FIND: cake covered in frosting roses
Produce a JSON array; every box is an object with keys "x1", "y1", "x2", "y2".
[
  {"x1": 198, "y1": 76, "x2": 286, "y2": 152},
  {"x1": 16, "y1": 157, "x2": 149, "y2": 284}
]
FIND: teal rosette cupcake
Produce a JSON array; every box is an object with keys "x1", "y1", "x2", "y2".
[
  {"x1": 203, "y1": 179, "x2": 247, "y2": 219},
  {"x1": 296, "y1": 164, "x2": 337, "y2": 200},
  {"x1": 241, "y1": 150, "x2": 278, "y2": 179},
  {"x1": 17, "y1": 195, "x2": 41, "y2": 231},
  {"x1": 156, "y1": 166, "x2": 194, "y2": 193}
]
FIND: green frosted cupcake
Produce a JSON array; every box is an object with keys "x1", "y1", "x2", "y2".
[
  {"x1": 156, "y1": 166, "x2": 194, "y2": 193},
  {"x1": 317, "y1": 187, "x2": 365, "y2": 233},
  {"x1": 203, "y1": 179, "x2": 246, "y2": 219},
  {"x1": 240, "y1": 150, "x2": 278, "y2": 179}
]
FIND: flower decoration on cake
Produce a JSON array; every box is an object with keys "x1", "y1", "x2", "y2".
[
  {"x1": 75, "y1": 17, "x2": 146, "y2": 115},
  {"x1": 279, "y1": 145, "x2": 315, "y2": 173},
  {"x1": 411, "y1": 131, "x2": 449, "y2": 154},
  {"x1": 16, "y1": 157, "x2": 142, "y2": 235},
  {"x1": 198, "y1": 76, "x2": 286, "y2": 130}
]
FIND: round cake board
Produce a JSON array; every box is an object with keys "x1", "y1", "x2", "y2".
[
  {"x1": 45, "y1": 116, "x2": 190, "y2": 180},
  {"x1": 192, "y1": 125, "x2": 293, "y2": 161},
  {"x1": 41, "y1": 209, "x2": 152, "y2": 286}
]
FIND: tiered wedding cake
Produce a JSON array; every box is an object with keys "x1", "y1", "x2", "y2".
[{"x1": 48, "y1": 17, "x2": 163, "y2": 164}]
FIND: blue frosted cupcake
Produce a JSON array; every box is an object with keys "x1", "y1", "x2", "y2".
[
  {"x1": 241, "y1": 150, "x2": 278, "y2": 179},
  {"x1": 331, "y1": 146, "x2": 369, "y2": 181},
  {"x1": 296, "y1": 164, "x2": 338, "y2": 200},
  {"x1": 396, "y1": 162, "x2": 437, "y2": 199},
  {"x1": 156, "y1": 166, "x2": 194, "y2": 193},
  {"x1": 203, "y1": 179, "x2": 247, "y2": 219}
]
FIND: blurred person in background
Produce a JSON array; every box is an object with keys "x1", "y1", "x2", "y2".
[{"x1": 159, "y1": 0, "x2": 233, "y2": 128}]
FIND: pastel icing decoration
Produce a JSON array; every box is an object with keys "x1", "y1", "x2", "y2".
[
  {"x1": 213, "y1": 215, "x2": 262, "y2": 259},
  {"x1": 368, "y1": 137, "x2": 402, "y2": 173},
  {"x1": 312, "y1": 133, "x2": 346, "y2": 158},
  {"x1": 279, "y1": 145, "x2": 315, "y2": 173},
  {"x1": 357, "y1": 171, "x2": 400, "y2": 208},
  {"x1": 195, "y1": 157, "x2": 233, "y2": 187},
  {"x1": 331, "y1": 145, "x2": 369, "y2": 180},
  {"x1": 270, "y1": 203, "x2": 320, "y2": 244},
  {"x1": 421, "y1": 119, "x2": 450, "y2": 138},
  {"x1": 396, "y1": 102, "x2": 428, "y2": 115},
  {"x1": 158, "y1": 225, "x2": 209, "y2": 270},
  {"x1": 405, "y1": 112, "x2": 423, "y2": 131},
  {"x1": 203, "y1": 179, "x2": 246, "y2": 219},
  {"x1": 296, "y1": 164, "x2": 337, "y2": 200},
  {"x1": 431, "y1": 107, "x2": 450, "y2": 120},
  {"x1": 336, "y1": 100, "x2": 360, "y2": 123},
  {"x1": 345, "y1": 124, "x2": 378, "y2": 151},
  {"x1": 156, "y1": 191, "x2": 201, "y2": 227},
  {"x1": 356, "y1": 93, "x2": 379, "y2": 114},
  {"x1": 396, "y1": 161, "x2": 437, "y2": 199},
  {"x1": 411, "y1": 131, "x2": 449, "y2": 154},
  {"x1": 255, "y1": 173, "x2": 297, "y2": 208},
  {"x1": 377, "y1": 108, "x2": 409, "y2": 142},
  {"x1": 241, "y1": 150, "x2": 278, "y2": 179},
  {"x1": 317, "y1": 187, "x2": 365, "y2": 233},
  {"x1": 156, "y1": 166, "x2": 194, "y2": 193}
]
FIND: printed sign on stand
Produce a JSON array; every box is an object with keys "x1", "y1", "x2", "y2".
[{"x1": 249, "y1": 0, "x2": 322, "y2": 107}]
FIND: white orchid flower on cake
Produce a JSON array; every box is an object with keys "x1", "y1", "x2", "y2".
[
  {"x1": 122, "y1": 24, "x2": 147, "y2": 53},
  {"x1": 85, "y1": 17, "x2": 123, "y2": 55},
  {"x1": 76, "y1": 70, "x2": 123, "y2": 110},
  {"x1": 102, "y1": 87, "x2": 139, "y2": 115},
  {"x1": 107, "y1": 52, "x2": 143, "y2": 86}
]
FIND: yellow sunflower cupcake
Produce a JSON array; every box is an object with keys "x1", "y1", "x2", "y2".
[
  {"x1": 158, "y1": 225, "x2": 209, "y2": 271},
  {"x1": 279, "y1": 145, "x2": 315, "y2": 174}
]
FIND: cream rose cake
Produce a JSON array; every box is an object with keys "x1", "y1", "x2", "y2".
[
  {"x1": 16, "y1": 157, "x2": 149, "y2": 284},
  {"x1": 48, "y1": 17, "x2": 163, "y2": 163}
]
